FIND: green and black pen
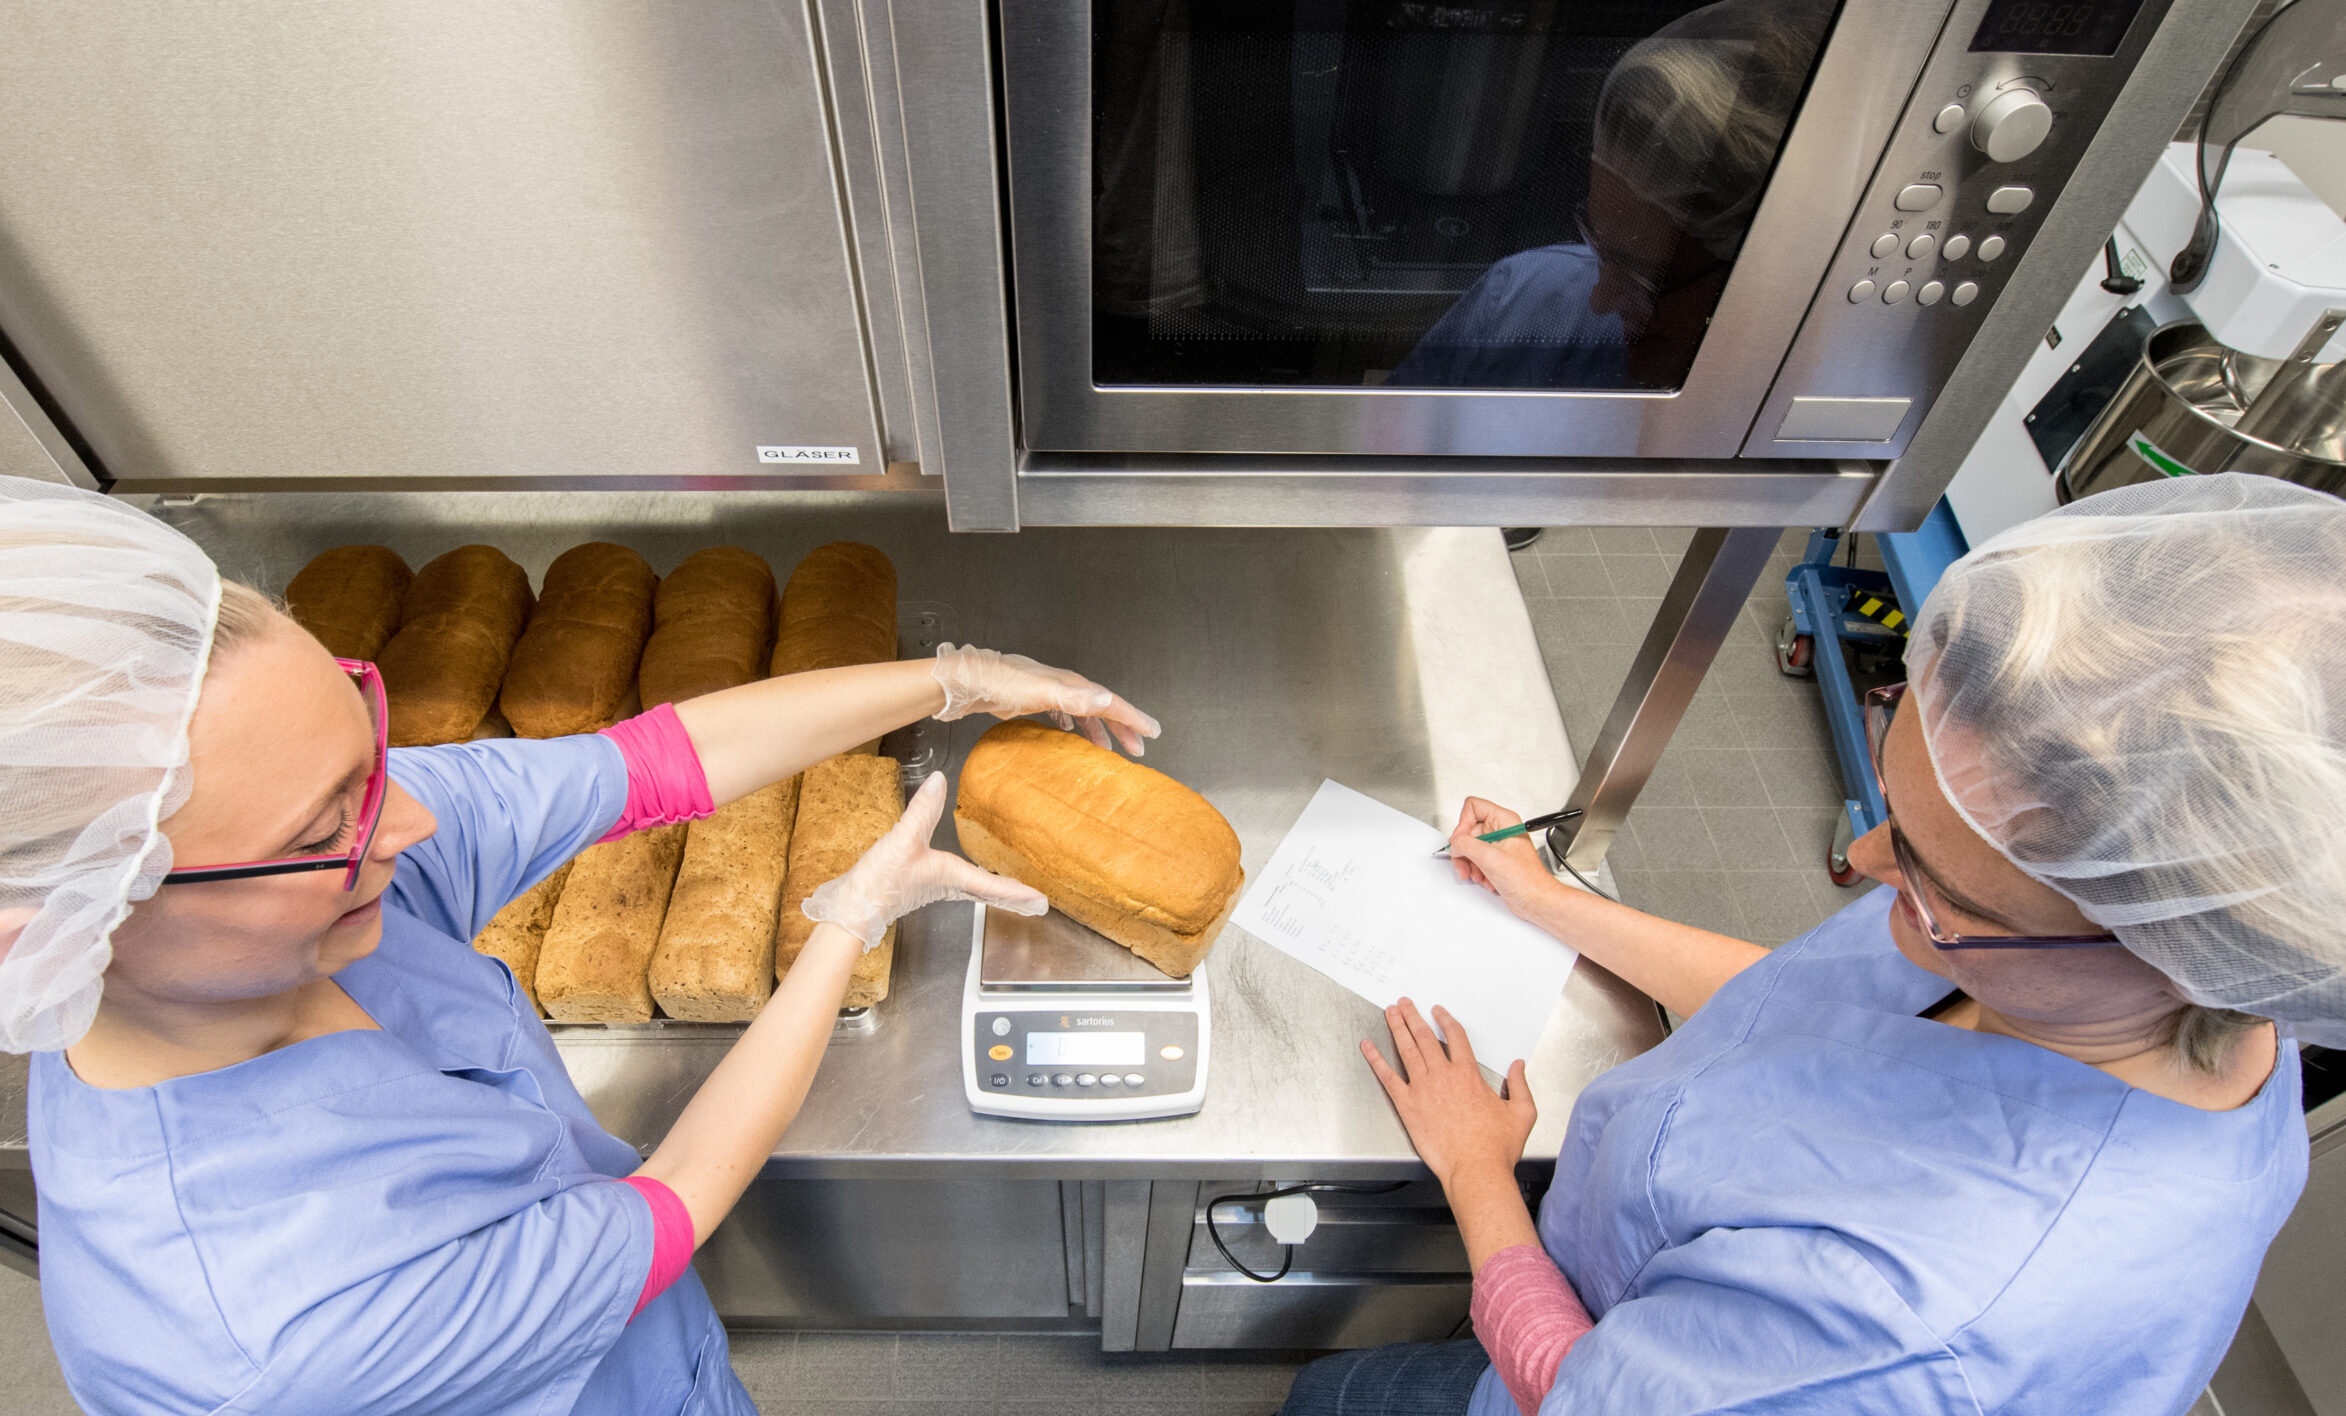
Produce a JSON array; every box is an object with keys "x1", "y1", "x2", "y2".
[{"x1": 1431, "y1": 807, "x2": 1584, "y2": 858}]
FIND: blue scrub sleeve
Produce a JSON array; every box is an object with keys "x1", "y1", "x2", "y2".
[
  {"x1": 386, "y1": 734, "x2": 630, "y2": 942},
  {"x1": 1541, "y1": 1227, "x2": 1976, "y2": 1415},
  {"x1": 213, "y1": 1177, "x2": 653, "y2": 1416}
]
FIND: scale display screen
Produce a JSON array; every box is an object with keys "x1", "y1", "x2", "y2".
[
  {"x1": 1969, "y1": 0, "x2": 2144, "y2": 55},
  {"x1": 1026, "y1": 1031, "x2": 1146, "y2": 1067}
]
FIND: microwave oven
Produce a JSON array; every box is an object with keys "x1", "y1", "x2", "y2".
[{"x1": 997, "y1": 0, "x2": 2189, "y2": 469}]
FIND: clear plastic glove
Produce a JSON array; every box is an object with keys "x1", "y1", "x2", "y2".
[
  {"x1": 931, "y1": 643, "x2": 1162, "y2": 757},
  {"x1": 802, "y1": 773, "x2": 1048, "y2": 949}
]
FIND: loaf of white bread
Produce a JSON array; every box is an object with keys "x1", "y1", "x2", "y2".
[{"x1": 953, "y1": 720, "x2": 1240, "y2": 978}]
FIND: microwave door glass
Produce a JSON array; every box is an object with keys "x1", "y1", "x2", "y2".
[{"x1": 1091, "y1": 0, "x2": 1840, "y2": 394}]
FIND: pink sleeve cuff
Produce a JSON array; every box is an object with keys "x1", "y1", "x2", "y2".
[
  {"x1": 618, "y1": 1176, "x2": 697, "y2": 1321},
  {"x1": 1472, "y1": 1243, "x2": 1595, "y2": 1416},
  {"x1": 595, "y1": 703, "x2": 715, "y2": 844}
]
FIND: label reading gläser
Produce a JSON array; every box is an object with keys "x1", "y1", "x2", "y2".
[{"x1": 757, "y1": 445, "x2": 862, "y2": 466}]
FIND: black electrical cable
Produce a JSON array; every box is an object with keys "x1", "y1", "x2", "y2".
[
  {"x1": 2170, "y1": 9, "x2": 2283, "y2": 294},
  {"x1": 1204, "y1": 1181, "x2": 1411, "y2": 1283}
]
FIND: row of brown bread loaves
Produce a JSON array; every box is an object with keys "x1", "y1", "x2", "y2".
[{"x1": 282, "y1": 538, "x2": 903, "y2": 1022}]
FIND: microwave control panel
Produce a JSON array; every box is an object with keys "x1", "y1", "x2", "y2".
[{"x1": 1747, "y1": 0, "x2": 2174, "y2": 457}]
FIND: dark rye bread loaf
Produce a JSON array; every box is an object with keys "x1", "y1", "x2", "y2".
[
  {"x1": 378, "y1": 545, "x2": 533, "y2": 746},
  {"x1": 284, "y1": 545, "x2": 412, "y2": 661},
  {"x1": 499, "y1": 543, "x2": 657, "y2": 738}
]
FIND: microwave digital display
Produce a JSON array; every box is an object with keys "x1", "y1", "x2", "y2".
[{"x1": 1970, "y1": 0, "x2": 2145, "y2": 55}]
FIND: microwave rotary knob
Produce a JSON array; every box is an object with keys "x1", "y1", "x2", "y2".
[{"x1": 1971, "y1": 89, "x2": 2051, "y2": 163}]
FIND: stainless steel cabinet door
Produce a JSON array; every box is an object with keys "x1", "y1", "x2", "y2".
[{"x1": 0, "y1": 3, "x2": 879, "y2": 486}]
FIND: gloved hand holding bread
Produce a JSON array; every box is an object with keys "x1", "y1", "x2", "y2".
[
  {"x1": 931, "y1": 642, "x2": 1162, "y2": 757},
  {"x1": 803, "y1": 773, "x2": 1047, "y2": 949}
]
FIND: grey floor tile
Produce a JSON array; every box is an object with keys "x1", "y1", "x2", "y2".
[
  {"x1": 1535, "y1": 525, "x2": 1599, "y2": 556},
  {"x1": 1776, "y1": 804, "x2": 1848, "y2": 866},
  {"x1": 1705, "y1": 807, "x2": 1801, "y2": 871},
  {"x1": 1677, "y1": 749, "x2": 1771, "y2": 810},
  {"x1": 1727, "y1": 691, "x2": 1833, "y2": 754},
  {"x1": 1588, "y1": 526, "x2": 1657, "y2": 554},
  {"x1": 1624, "y1": 807, "x2": 1718, "y2": 871},
  {"x1": 1540, "y1": 596, "x2": 1639, "y2": 647},
  {"x1": 1619, "y1": 868, "x2": 1752, "y2": 939},
  {"x1": 1538, "y1": 552, "x2": 1611, "y2": 594},
  {"x1": 1754, "y1": 748, "x2": 1844, "y2": 812},
  {"x1": 1651, "y1": 526, "x2": 1696, "y2": 554},
  {"x1": 894, "y1": 1332, "x2": 1015, "y2": 1398},
  {"x1": 791, "y1": 1331, "x2": 900, "y2": 1400},
  {"x1": 1600, "y1": 555, "x2": 1675, "y2": 599},
  {"x1": 1730, "y1": 870, "x2": 1836, "y2": 946},
  {"x1": 1509, "y1": 553, "x2": 1553, "y2": 601},
  {"x1": 1631, "y1": 753, "x2": 1695, "y2": 809}
]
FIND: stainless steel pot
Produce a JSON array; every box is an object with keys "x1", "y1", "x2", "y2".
[{"x1": 2060, "y1": 314, "x2": 2346, "y2": 501}]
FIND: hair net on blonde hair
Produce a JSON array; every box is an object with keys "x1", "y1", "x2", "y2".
[
  {"x1": 1908, "y1": 473, "x2": 2346, "y2": 1044},
  {"x1": 0, "y1": 476, "x2": 221, "y2": 1052}
]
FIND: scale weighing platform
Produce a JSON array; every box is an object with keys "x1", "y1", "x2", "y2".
[{"x1": 961, "y1": 904, "x2": 1210, "y2": 1121}]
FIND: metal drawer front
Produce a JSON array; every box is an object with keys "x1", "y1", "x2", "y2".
[{"x1": 1171, "y1": 1272, "x2": 1470, "y2": 1350}]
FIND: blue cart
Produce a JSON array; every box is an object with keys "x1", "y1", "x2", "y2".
[{"x1": 1774, "y1": 500, "x2": 1968, "y2": 885}]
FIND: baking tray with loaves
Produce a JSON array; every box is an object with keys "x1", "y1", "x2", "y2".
[{"x1": 285, "y1": 538, "x2": 938, "y2": 1029}]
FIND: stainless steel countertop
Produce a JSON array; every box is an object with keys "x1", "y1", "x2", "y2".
[{"x1": 0, "y1": 492, "x2": 1661, "y2": 1177}]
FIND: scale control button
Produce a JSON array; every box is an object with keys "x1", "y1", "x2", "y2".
[
  {"x1": 1977, "y1": 234, "x2": 2007, "y2": 262},
  {"x1": 990, "y1": 1016, "x2": 1011, "y2": 1037},
  {"x1": 1027, "y1": 1074, "x2": 1046, "y2": 1088},
  {"x1": 1917, "y1": 280, "x2": 1945, "y2": 306},
  {"x1": 990, "y1": 1073, "x2": 1009, "y2": 1088},
  {"x1": 1076, "y1": 1072, "x2": 1097, "y2": 1088},
  {"x1": 1052, "y1": 1073, "x2": 1073, "y2": 1087},
  {"x1": 1124, "y1": 1073, "x2": 1146, "y2": 1088},
  {"x1": 1952, "y1": 281, "x2": 1980, "y2": 306},
  {"x1": 1905, "y1": 232, "x2": 1936, "y2": 261},
  {"x1": 1848, "y1": 279, "x2": 1877, "y2": 304},
  {"x1": 1985, "y1": 185, "x2": 2033, "y2": 214},
  {"x1": 1099, "y1": 1073, "x2": 1122, "y2": 1087},
  {"x1": 1941, "y1": 233, "x2": 1972, "y2": 261},
  {"x1": 1160, "y1": 1044, "x2": 1185, "y2": 1061},
  {"x1": 1894, "y1": 183, "x2": 1941, "y2": 212},
  {"x1": 1933, "y1": 102, "x2": 1966, "y2": 134},
  {"x1": 988, "y1": 1044, "x2": 1012, "y2": 1061},
  {"x1": 1869, "y1": 232, "x2": 1900, "y2": 258},
  {"x1": 1882, "y1": 280, "x2": 1910, "y2": 304}
]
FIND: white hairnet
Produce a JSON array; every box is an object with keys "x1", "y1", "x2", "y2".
[
  {"x1": 0, "y1": 477, "x2": 220, "y2": 1053},
  {"x1": 1908, "y1": 473, "x2": 2346, "y2": 1043}
]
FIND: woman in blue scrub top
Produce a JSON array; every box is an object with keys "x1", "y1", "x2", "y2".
[
  {"x1": 0, "y1": 477, "x2": 1158, "y2": 1415},
  {"x1": 1283, "y1": 475, "x2": 2346, "y2": 1416}
]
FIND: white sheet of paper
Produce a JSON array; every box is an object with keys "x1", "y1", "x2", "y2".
[{"x1": 1233, "y1": 779, "x2": 1579, "y2": 1067}]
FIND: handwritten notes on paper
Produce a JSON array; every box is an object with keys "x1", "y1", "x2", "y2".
[{"x1": 1233, "y1": 780, "x2": 1579, "y2": 1067}]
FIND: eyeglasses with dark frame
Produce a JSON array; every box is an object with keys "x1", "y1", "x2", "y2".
[
  {"x1": 160, "y1": 658, "x2": 388, "y2": 893},
  {"x1": 1865, "y1": 682, "x2": 2119, "y2": 952}
]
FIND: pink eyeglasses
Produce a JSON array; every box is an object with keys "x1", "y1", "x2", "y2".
[
  {"x1": 161, "y1": 659, "x2": 389, "y2": 893},
  {"x1": 1865, "y1": 683, "x2": 2118, "y2": 951}
]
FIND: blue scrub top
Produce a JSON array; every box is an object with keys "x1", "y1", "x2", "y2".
[
  {"x1": 1468, "y1": 888, "x2": 2307, "y2": 1416},
  {"x1": 1386, "y1": 244, "x2": 1628, "y2": 391},
  {"x1": 32, "y1": 735, "x2": 758, "y2": 1416}
]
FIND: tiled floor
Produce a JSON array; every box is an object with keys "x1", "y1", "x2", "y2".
[
  {"x1": 1, "y1": 526, "x2": 1867, "y2": 1414},
  {"x1": 1515, "y1": 525, "x2": 1878, "y2": 943}
]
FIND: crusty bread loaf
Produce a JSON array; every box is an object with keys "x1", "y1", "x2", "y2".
[
  {"x1": 954, "y1": 720, "x2": 1240, "y2": 978},
  {"x1": 284, "y1": 545, "x2": 412, "y2": 661},
  {"x1": 499, "y1": 543, "x2": 657, "y2": 737},
  {"x1": 647, "y1": 778, "x2": 800, "y2": 1021},
  {"x1": 775, "y1": 753, "x2": 905, "y2": 1007},
  {"x1": 378, "y1": 545, "x2": 534, "y2": 746},
  {"x1": 637, "y1": 548, "x2": 776, "y2": 709},
  {"x1": 772, "y1": 542, "x2": 897, "y2": 678},
  {"x1": 470, "y1": 862, "x2": 573, "y2": 1015},
  {"x1": 536, "y1": 824, "x2": 689, "y2": 1022}
]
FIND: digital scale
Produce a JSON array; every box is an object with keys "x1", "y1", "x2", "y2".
[{"x1": 960, "y1": 904, "x2": 1210, "y2": 1121}]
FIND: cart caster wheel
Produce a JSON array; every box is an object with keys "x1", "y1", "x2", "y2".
[
  {"x1": 1774, "y1": 616, "x2": 1815, "y2": 677},
  {"x1": 1827, "y1": 813, "x2": 1861, "y2": 887}
]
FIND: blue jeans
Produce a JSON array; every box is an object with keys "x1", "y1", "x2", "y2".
[{"x1": 1279, "y1": 1339, "x2": 1493, "y2": 1416}]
